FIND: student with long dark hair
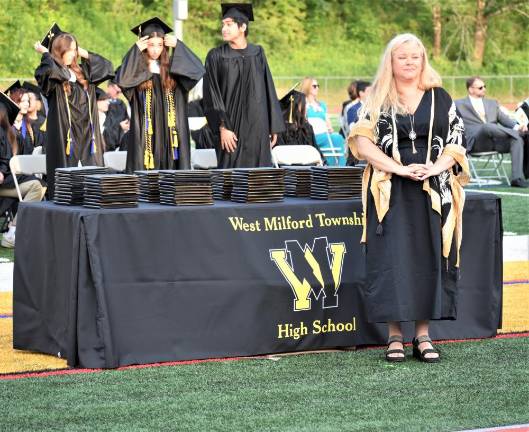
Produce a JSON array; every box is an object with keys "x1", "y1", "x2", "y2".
[
  {"x1": 8, "y1": 86, "x2": 45, "y2": 153},
  {"x1": 115, "y1": 17, "x2": 205, "y2": 172},
  {"x1": 0, "y1": 92, "x2": 46, "y2": 248},
  {"x1": 34, "y1": 24, "x2": 114, "y2": 197}
]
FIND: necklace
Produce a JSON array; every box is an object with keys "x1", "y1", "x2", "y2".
[{"x1": 408, "y1": 112, "x2": 418, "y2": 154}]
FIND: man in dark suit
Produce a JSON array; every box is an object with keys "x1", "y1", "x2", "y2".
[{"x1": 455, "y1": 76, "x2": 528, "y2": 187}]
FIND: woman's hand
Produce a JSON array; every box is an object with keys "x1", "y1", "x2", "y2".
[
  {"x1": 220, "y1": 127, "x2": 237, "y2": 153},
  {"x1": 34, "y1": 42, "x2": 48, "y2": 54},
  {"x1": 164, "y1": 35, "x2": 177, "y2": 48},
  {"x1": 77, "y1": 47, "x2": 89, "y2": 59},
  {"x1": 136, "y1": 36, "x2": 149, "y2": 52},
  {"x1": 395, "y1": 164, "x2": 422, "y2": 181},
  {"x1": 0, "y1": 172, "x2": 4, "y2": 185}
]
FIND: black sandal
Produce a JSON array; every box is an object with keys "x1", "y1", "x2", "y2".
[
  {"x1": 385, "y1": 335, "x2": 405, "y2": 362},
  {"x1": 412, "y1": 335, "x2": 440, "y2": 363}
]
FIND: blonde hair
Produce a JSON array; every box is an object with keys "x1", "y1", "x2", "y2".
[
  {"x1": 362, "y1": 33, "x2": 441, "y2": 123},
  {"x1": 301, "y1": 76, "x2": 316, "y2": 99}
]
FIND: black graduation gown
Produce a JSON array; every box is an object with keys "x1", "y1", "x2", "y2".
[
  {"x1": 35, "y1": 51, "x2": 114, "y2": 197},
  {"x1": 115, "y1": 42, "x2": 205, "y2": 173},
  {"x1": 103, "y1": 99, "x2": 129, "y2": 151},
  {"x1": 203, "y1": 43, "x2": 285, "y2": 168},
  {"x1": 0, "y1": 128, "x2": 35, "y2": 188},
  {"x1": 13, "y1": 122, "x2": 43, "y2": 154}
]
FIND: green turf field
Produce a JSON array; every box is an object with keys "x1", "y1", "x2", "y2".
[{"x1": 1, "y1": 337, "x2": 528, "y2": 431}]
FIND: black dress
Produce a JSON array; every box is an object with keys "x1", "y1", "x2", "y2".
[{"x1": 364, "y1": 91, "x2": 456, "y2": 323}]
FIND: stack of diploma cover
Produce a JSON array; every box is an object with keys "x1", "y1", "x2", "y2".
[
  {"x1": 231, "y1": 168, "x2": 285, "y2": 203},
  {"x1": 210, "y1": 169, "x2": 234, "y2": 201},
  {"x1": 83, "y1": 174, "x2": 139, "y2": 209},
  {"x1": 53, "y1": 166, "x2": 109, "y2": 205},
  {"x1": 158, "y1": 170, "x2": 213, "y2": 206},
  {"x1": 135, "y1": 170, "x2": 160, "y2": 203},
  {"x1": 310, "y1": 166, "x2": 363, "y2": 200},
  {"x1": 284, "y1": 166, "x2": 312, "y2": 197}
]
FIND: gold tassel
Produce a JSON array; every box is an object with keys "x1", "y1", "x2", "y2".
[
  {"x1": 288, "y1": 95, "x2": 294, "y2": 123},
  {"x1": 144, "y1": 87, "x2": 154, "y2": 169}
]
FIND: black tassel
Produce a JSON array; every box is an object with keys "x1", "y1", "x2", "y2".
[
  {"x1": 376, "y1": 223, "x2": 383, "y2": 236},
  {"x1": 361, "y1": 243, "x2": 367, "y2": 255}
]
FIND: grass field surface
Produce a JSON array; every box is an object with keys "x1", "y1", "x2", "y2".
[{"x1": 1, "y1": 337, "x2": 528, "y2": 432}]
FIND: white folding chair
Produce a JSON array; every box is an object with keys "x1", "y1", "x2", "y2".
[
  {"x1": 468, "y1": 151, "x2": 510, "y2": 187},
  {"x1": 191, "y1": 148, "x2": 217, "y2": 169},
  {"x1": 271, "y1": 145, "x2": 323, "y2": 167},
  {"x1": 9, "y1": 154, "x2": 47, "y2": 201},
  {"x1": 188, "y1": 116, "x2": 208, "y2": 131},
  {"x1": 103, "y1": 150, "x2": 127, "y2": 172}
]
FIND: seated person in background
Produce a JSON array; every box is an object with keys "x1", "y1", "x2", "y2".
[
  {"x1": 22, "y1": 81, "x2": 47, "y2": 132},
  {"x1": 105, "y1": 80, "x2": 130, "y2": 151},
  {"x1": 455, "y1": 76, "x2": 528, "y2": 187},
  {"x1": 0, "y1": 91, "x2": 46, "y2": 248},
  {"x1": 302, "y1": 77, "x2": 345, "y2": 166},
  {"x1": 345, "y1": 80, "x2": 371, "y2": 166},
  {"x1": 346, "y1": 80, "x2": 371, "y2": 128},
  {"x1": 514, "y1": 97, "x2": 529, "y2": 179},
  {"x1": 7, "y1": 84, "x2": 45, "y2": 154},
  {"x1": 275, "y1": 89, "x2": 324, "y2": 160},
  {"x1": 339, "y1": 81, "x2": 357, "y2": 137}
]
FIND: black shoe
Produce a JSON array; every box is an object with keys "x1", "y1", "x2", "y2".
[
  {"x1": 385, "y1": 335, "x2": 405, "y2": 362},
  {"x1": 412, "y1": 335, "x2": 440, "y2": 363},
  {"x1": 510, "y1": 178, "x2": 529, "y2": 188}
]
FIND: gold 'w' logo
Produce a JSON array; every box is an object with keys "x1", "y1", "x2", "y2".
[{"x1": 270, "y1": 237, "x2": 346, "y2": 312}]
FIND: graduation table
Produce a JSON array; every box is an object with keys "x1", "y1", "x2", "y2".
[{"x1": 13, "y1": 193, "x2": 502, "y2": 368}]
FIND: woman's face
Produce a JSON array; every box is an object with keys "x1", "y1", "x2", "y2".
[
  {"x1": 146, "y1": 37, "x2": 164, "y2": 60},
  {"x1": 97, "y1": 99, "x2": 110, "y2": 113},
  {"x1": 18, "y1": 93, "x2": 30, "y2": 115},
  {"x1": 392, "y1": 42, "x2": 423, "y2": 83},
  {"x1": 27, "y1": 93, "x2": 38, "y2": 113},
  {"x1": 62, "y1": 40, "x2": 77, "y2": 66},
  {"x1": 310, "y1": 80, "x2": 320, "y2": 97}
]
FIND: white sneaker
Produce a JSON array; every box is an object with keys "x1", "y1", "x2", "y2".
[{"x1": 1, "y1": 232, "x2": 15, "y2": 248}]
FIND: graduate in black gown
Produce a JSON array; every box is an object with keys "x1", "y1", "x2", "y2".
[
  {"x1": 203, "y1": 3, "x2": 285, "y2": 168},
  {"x1": 103, "y1": 80, "x2": 129, "y2": 151},
  {"x1": 115, "y1": 17, "x2": 205, "y2": 172},
  {"x1": 276, "y1": 89, "x2": 320, "y2": 151},
  {"x1": 34, "y1": 24, "x2": 114, "y2": 197},
  {"x1": 22, "y1": 81, "x2": 47, "y2": 132},
  {"x1": 6, "y1": 85, "x2": 45, "y2": 153}
]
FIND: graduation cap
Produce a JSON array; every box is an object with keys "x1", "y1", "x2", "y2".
[
  {"x1": 221, "y1": 3, "x2": 254, "y2": 22},
  {"x1": 131, "y1": 17, "x2": 173, "y2": 38},
  {"x1": 0, "y1": 91, "x2": 21, "y2": 125},
  {"x1": 5, "y1": 80, "x2": 22, "y2": 96},
  {"x1": 41, "y1": 23, "x2": 64, "y2": 49},
  {"x1": 279, "y1": 83, "x2": 303, "y2": 123},
  {"x1": 95, "y1": 88, "x2": 109, "y2": 101},
  {"x1": 22, "y1": 81, "x2": 43, "y2": 99}
]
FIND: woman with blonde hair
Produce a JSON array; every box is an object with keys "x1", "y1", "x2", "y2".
[
  {"x1": 303, "y1": 77, "x2": 346, "y2": 165},
  {"x1": 349, "y1": 34, "x2": 469, "y2": 363}
]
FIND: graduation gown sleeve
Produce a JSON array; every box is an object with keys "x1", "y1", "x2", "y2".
[
  {"x1": 34, "y1": 52, "x2": 70, "y2": 96},
  {"x1": 114, "y1": 45, "x2": 152, "y2": 100},
  {"x1": 261, "y1": 49, "x2": 285, "y2": 135},
  {"x1": 169, "y1": 41, "x2": 205, "y2": 92},
  {"x1": 81, "y1": 52, "x2": 114, "y2": 85},
  {"x1": 203, "y1": 49, "x2": 232, "y2": 132}
]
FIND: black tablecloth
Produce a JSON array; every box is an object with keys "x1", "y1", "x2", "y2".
[{"x1": 13, "y1": 193, "x2": 502, "y2": 368}]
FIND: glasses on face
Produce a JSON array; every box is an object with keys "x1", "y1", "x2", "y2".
[
  {"x1": 312, "y1": 84, "x2": 319, "y2": 89},
  {"x1": 474, "y1": 85, "x2": 486, "y2": 90}
]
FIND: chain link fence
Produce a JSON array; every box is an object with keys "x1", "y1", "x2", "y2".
[
  {"x1": 274, "y1": 75, "x2": 529, "y2": 112},
  {"x1": 3, "y1": 75, "x2": 528, "y2": 112}
]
